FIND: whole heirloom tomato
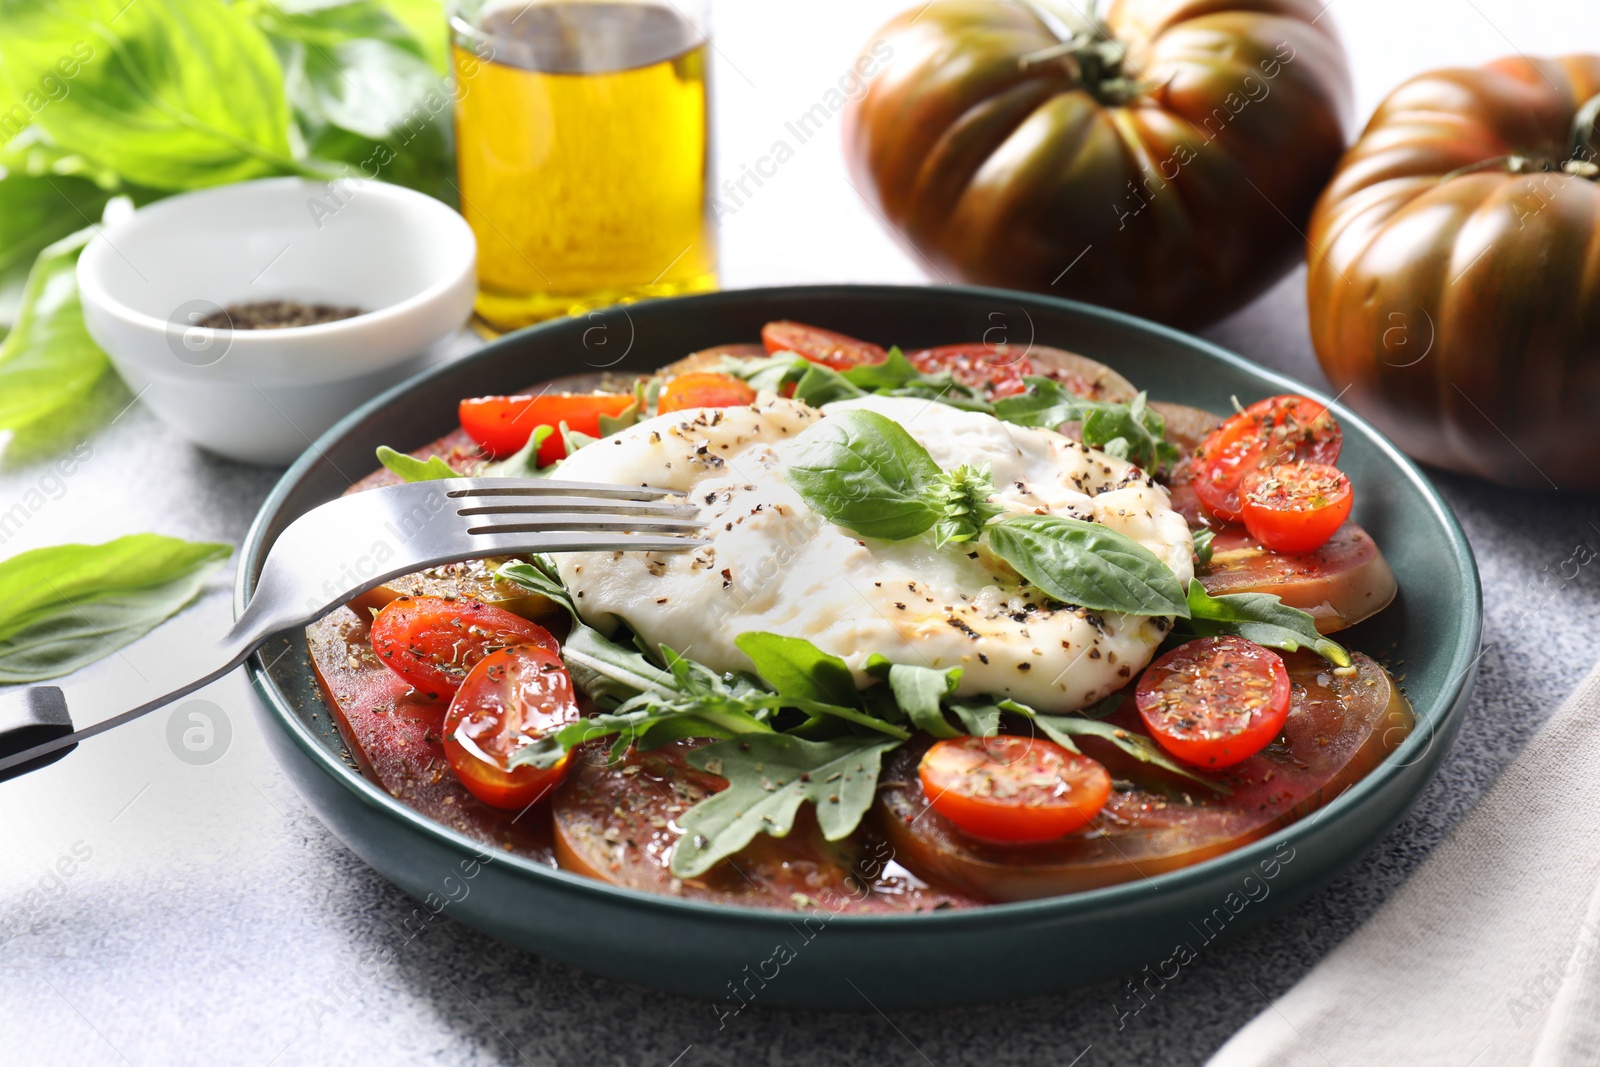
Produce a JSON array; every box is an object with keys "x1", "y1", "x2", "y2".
[
  {"x1": 843, "y1": 0, "x2": 1352, "y2": 328},
  {"x1": 1307, "y1": 55, "x2": 1600, "y2": 489}
]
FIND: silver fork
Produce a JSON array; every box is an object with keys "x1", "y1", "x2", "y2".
[{"x1": 0, "y1": 478, "x2": 704, "y2": 781}]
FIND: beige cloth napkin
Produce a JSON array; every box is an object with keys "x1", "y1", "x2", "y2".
[{"x1": 1208, "y1": 659, "x2": 1600, "y2": 1067}]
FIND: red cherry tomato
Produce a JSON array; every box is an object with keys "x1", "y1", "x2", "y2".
[
  {"x1": 1192, "y1": 395, "x2": 1342, "y2": 523},
  {"x1": 918, "y1": 735, "x2": 1111, "y2": 843},
  {"x1": 444, "y1": 643, "x2": 581, "y2": 810},
  {"x1": 459, "y1": 392, "x2": 636, "y2": 462},
  {"x1": 657, "y1": 372, "x2": 758, "y2": 413},
  {"x1": 761, "y1": 320, "x2": 887, "y2": 370},
  {"x1": 905, "y1": 343, "x2": 1036, "y2": 399},
  {"x1": 1135, "y1": 636, "x2": 1292, "y2": 769},
  {"x1": 370, "y1": 595, "x2": 558, "y2": 700},
  {"x1": 1239, "y1": 461, "x2": 1354, "y2": 555}
]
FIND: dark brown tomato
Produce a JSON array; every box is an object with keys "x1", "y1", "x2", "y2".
[
  {"x1": 1023, "y1": 344, "x2": 1138, "y2": 403},
  {"x1": 656, "y1": 343, "x2": 769, "y2": 380},
  {"x1": 553, "y1": 739, "x2": 978, "y2": 912},
  {"x1": 1148, "y1": 401, "x2": 1223, "y2": 458},
  {"x1": 876, "y1": 651, "x2": 1412, "y2": 902},
  {"x1": 306, "y1": 608, "x2": 559, "y2": 863},
  {"x1": 1200, "y1": 522, "x2": 1397, "y2": 633}
]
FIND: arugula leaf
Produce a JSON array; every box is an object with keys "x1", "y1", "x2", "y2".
[
  {"x1": 946, "y1": 699, "x2": 1003, "y2": 739},
  {"x1": 784, "y1": 408, "x2": 944, "y2": 540},
  {"x1": 0, "y1": 535, "x2": 231, "y2": 683},
  {"x1": 557, "y1": 618, "x2": 676, "y2": 707},
  {"x1": 1028, "y1": 712, "x2": 1229, "y2": 794},
  {"x1": 0, "y1": 0, "x2": 312, "y2": 190},
  {"x1": 863, "y1": 656, "x2": 962, "y2": 739},
  {"x1": 0, "y1": 232, "x2": 109, "y2": 431},
  {"x1": 1192, "y1": 527, "x2": 1215, "y2": 567},
  {"x1": 985, "y1": 514, "x2": 1189, "y2": 617},
  {"x1": 672, "y1": 733, "x2": 901, "y2": 877},
  {"x1": 1183, "y1": 581, "x2": 1350, "y2": 667},
  {"x1": 479, "y1": 425, "x2": 554, "y2": 478},
  {"x1": 993, "y1": 379, "x2": 1177, "y2": 470},
  {"x1": 734, "y1": 631, "x2": 908, "y2": 738},
  {"x1": 374, "y1": 445, "x2": 456, "y2": 482}
]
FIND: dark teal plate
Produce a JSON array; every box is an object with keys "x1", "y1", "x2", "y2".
[{"x1": 239, "y1": 284, "x2": 1481, "y2": 1010}]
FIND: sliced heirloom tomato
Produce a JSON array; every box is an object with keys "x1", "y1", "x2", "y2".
[
  {"x1": 656, "y1": 372, "x2": 757, "y2": 413},
  {"x1": 905, "y1": 343, "x2": 1035, "y2": 399},
  {"x1": 444, "y1": 643, "x2": 582, "y2": 810},
  {"x1": 1200, "y1": 522, "x2": 1397, "y2": 634},
  {"x1": 1239, "y1": 462, "x2": 1354, "y2": 556},
  {"x1": 552, "y1": 739, "x2": 977, "y2": 911},
  {"x1": 1193, "y1": 395, "x2": 1342, "y2": 523},
  {"x1": 459, "y1": 392, "x2": 636, "y2": 462},
  {"x1": 370, "y1": 595, "x2": 559, "y2": 700},
  {"x1": 1135, "y1": 637, "x2": 1292, "y2": 769},
  {"x1": 307, "y1": 609, "x2": 558, "y2": 861},
  {"x1": 761, "y1": 320, "x2": 886, "y2": 370},
  {"x1": 876, "y1": 651, "x2": 1414, "y2": 902},
  {"x1": 918, "y1": 735, "x2": 1111, "y2": 842}
]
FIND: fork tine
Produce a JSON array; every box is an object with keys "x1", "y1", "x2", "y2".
[
  {"x1": 464, "y1": 515, "x2": 704, "y2": 536},
  {"x1": 455, "y1": 497, "x2": 699, "y2": 518},
  {"x1": 447, "y1": 479, "x2": 683, "y2": 501}
]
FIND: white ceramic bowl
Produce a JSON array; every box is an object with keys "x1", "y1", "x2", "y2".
[{"x1": 77, "y1": 178, "x2": 477, "y2": 465}]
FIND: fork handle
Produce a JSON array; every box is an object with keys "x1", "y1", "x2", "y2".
[{"x1": 0, "y1": 634, "x2": 255, "y2": 782}]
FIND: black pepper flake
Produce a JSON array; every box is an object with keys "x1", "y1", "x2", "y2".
[
  {"x1": 978, "y1": 652, "x2": 989, "y2": 664},
  {"x1": 1017, "y1": 662, "x2": 1032, "y2": 671}
]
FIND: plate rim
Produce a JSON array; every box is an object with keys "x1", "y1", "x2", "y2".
[{"x1": 239, "y1": 282, "x2": 1483, "y2": 929}]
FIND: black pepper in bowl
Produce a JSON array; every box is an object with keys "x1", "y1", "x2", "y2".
[{"x1": 198, "y1": 300, "x2": 364, "y2": 330}]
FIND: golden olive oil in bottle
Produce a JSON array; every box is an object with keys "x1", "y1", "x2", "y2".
[{"x1": 451, "y1": 1, "x2": 717, "y2": 331}]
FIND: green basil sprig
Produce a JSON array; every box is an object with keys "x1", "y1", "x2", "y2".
[
  {"x1": 984, "y1": 514, "x2": 1189, "y2": 617},
  {"x1": 995, "y1": 378, "x2": 1178, "y2": 471}
]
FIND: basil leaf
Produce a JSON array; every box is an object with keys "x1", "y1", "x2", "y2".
[
  {"x1": 672, "y1": 733, "x2": 900, "y2": 877},
  {"x1": 985, "y1": 514, "x2": 1189, "y2": 617},
  {"x1": 784, "y1": 408, "x2": 943, "y2": 540},
  {"x1": 1192, "y1": 527, "x2": 1215, "y2": 567},
  {"x1": 254, "y1": 0, "x2": 455, "y2": 202},
  {"x1": 0, "y1": 175, "x2": 113, "y2": 328},
  {"x1": 0, "y1": 0, "x2": 307, "y2": 190},
  {"x1": 1183, "y1": 581, "x2": 1350, "y2": 667},
  {"x1": 374, "y1": 0, "x2": 449, "y2": 73},
  {"x1": 0, "y1": 535, "x2": 231, "y2": 683},
  {"x1": 496, "y1": 555, "x2": 575, "y2": 617},
  {"x1": 790, "y1": 361, "x2": 868, "y2": 406},
  {"x1": 994, "y1": 380, "x2": 1176, "y2": 471},
  {"x1": 928, "y1": 464, "x2": 1002, "y2": 547},
  {"x1": 0, "y1": 233, "x2": 109, "y2": 432},
  {"x1": 375, "y1": 445, "x2": 455, "y2": 482}
]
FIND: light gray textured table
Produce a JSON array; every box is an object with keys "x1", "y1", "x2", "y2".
[{"x1": 2, "y1": 1, "x2": 1597, "y2": 1064}]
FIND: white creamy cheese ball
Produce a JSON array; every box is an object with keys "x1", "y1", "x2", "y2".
[{"x1": 551, "y1": 393, "x2": 1193, "y2": 710}]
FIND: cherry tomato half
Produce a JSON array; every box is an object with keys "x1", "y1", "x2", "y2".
[
  {"x1": 918, "y1": 735, "x2": 1111, "y2": 843},
  {"x1": 905, "y1": 343, "x2": 1036, "y2": 399},
  {"x1": 1192, "y1": 395, "x2": 1342, "y2": 523},
  {"x1": 444, "y1": 643, "x2": 581, "y2": 810},
  {"x1": 370, "y1": 595, "x2": 559, "y2": 701},
  {"x1": 459, "y1": 392, "x2": 635, "y2": 463},
  {"x1": 657, "y1": 372, "x2": 757, "y2": 413},
  {"x1": 1135, "y1": 636, "x2": 1291, "y2": 769},
  {"x1": 761, "y1": 320, "x2": 886, "y2": 370},
  {"x1": 1239, "y1": 461, "x2": 1354, "y2": 555}
]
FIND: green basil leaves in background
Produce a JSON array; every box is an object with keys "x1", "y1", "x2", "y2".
[
  {"x1": 0, "y1": 231, "x2": 109, "y2": 431},
  {"x1": 0, "y1": 534, "x2": 231, "y2": 683},
  {"x1": 1, "y1": 0, "x2": 304, "y2": 190}
]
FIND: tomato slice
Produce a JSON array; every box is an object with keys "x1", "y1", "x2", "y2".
[
  {"x1": 917, "y1": 735, "x2": 1111, "y2": 843},
  {"x1": 1192, "y1": 395, "x2": 1342, "y2": 523},
  {"x1": 459, "y1": 392, "x2": 635, "y2": 462},
  {"x1": 370, "y1": 595, "x2": 559, "y2": 700},
  {"x1": 904, "y1": 343, "x2": 1035, "y2": 399},
  {"x1": 1136, "y1": 637, "x2": 1291, "y2": 769},
  {"x1": 1200, "y1": 522, "x2": 1396, "y2": 633},
  {"x1": 761, "y1": 320, "x2": 887, "y2": 370},
  {"x1": 656, "y1": 372, "x2": 757, "y2": 413},
  {"x1": 1239, "y1": 461, "x2": 1353, "y2": 555},
  {"x1": 443, "y1": 643, "x2": 581, "y2": 810}
]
